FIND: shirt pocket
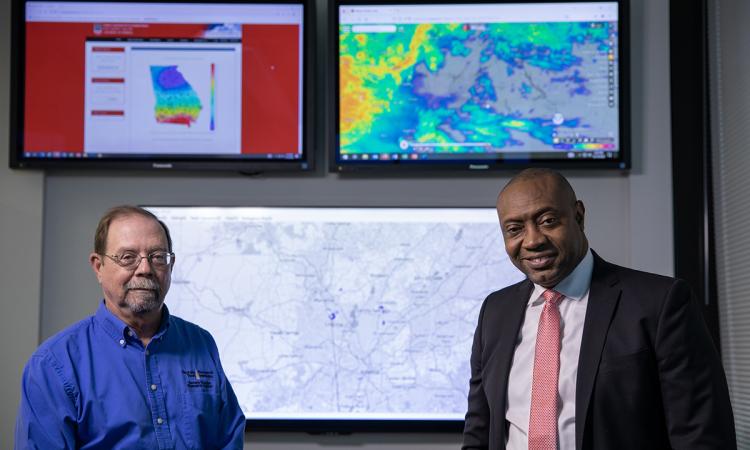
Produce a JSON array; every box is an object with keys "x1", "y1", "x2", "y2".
[{"x1": 180, "y1": 369, "x2": 223, "y2": 449}]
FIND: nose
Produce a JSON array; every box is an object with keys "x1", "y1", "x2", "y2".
[
  {"x1": 522, "y1": 224, "x2": 546, "y2": 250},
  {"x1": 133, "y1": 255, "x2": 154, "y2": 275}
]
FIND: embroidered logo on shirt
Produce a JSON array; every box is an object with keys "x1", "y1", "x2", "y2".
[{"x1": 182, "y1": 369, "x2": 214, "y2": 390}]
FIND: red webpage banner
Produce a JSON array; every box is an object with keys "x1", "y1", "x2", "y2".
[
  {"x1": 243, "y1": 24, "x2": 300, "y2": 156},
  {"x1": 24, "y1": 22, "x2": 300, "y2": 155}
]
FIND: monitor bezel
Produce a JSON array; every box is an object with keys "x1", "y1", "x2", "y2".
[
  {"x1": 329, "y1": 0, "x2": 631, "y2": 173},
  {"x1": 246, "y1": 418, "x2": 465, "y2": 433},
  {"x1": 9, "y1": 0, "x2": 316, "y2": 172}
]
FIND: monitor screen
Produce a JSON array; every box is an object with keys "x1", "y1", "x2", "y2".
[
  {"x1": 10, "y1": 0, "x2": 311, "y2": 171},
  {"x1": 147, "y1": 206, "x2": 524, "y2": 431},
  {"x1": 332, "y1": 0, "x2": 629, "y2": 171}
]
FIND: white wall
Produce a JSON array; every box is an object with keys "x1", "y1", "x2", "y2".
[{"x1": 0, "y1": 0, "x2": 673, "y2": 448}]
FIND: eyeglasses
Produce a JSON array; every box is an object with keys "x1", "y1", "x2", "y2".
[{"x1": 102, "y1": 251, "x2": 175, "y2": 270}]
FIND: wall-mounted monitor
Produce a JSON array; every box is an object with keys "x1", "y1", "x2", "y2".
[
  {"x1": 10, "y1": 0, "x2": 313, "y2": 172},
  {"x1": 331, "y1": 0, "x2": 629, "y2": 172},
  {"x1": 147, "y1": 206, "x2": 524, "y2": 431}
]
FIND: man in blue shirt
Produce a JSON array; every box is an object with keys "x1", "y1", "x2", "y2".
[{"x1": 15, "y1": 205, "x2": 246, "y2": 449}]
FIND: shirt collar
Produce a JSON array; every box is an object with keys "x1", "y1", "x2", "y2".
[
  {"x1": 530, "y1": 248, "x2": 593, "y2": 305},
  {"x1": 95, "y1": 299, "x2": 172, "y2": 343}
]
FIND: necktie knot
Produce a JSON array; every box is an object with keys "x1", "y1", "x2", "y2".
[{"x1": 542, "y1": 289, "x2": 564, "y2": 306}]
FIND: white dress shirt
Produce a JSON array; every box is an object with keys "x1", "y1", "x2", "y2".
[{"x1": 505, "y1": 249, "x2": 594, "y2": 450}]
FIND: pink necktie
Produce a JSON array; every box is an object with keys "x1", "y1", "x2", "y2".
[{"x1": 528, "y1": 289, "x2": 564, "y2": 450}]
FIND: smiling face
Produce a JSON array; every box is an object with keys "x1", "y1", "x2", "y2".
[
  {"x1": 497, "y1": 172, "x2": 588, "y2": 288},
  {"x1": 90, "y1": 214, "x2": 172, "y2": 319}
]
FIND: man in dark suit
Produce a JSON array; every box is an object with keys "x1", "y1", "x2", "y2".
[{"x1": 462, "y1": 168, "x2": 735, "y2": 450}]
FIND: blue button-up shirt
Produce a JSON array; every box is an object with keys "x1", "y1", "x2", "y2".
[{"x1": 15, "y1": 301, "x2": 245, "y2": 449}]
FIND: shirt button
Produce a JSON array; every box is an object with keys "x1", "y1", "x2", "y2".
[
  {"x1": 151, "y1": 384, "x2": 157, "y2": 391},
  {"x1": 118, "y1": 339, "x2": 125, "y2": 347},
  {"x1": 145, "y1": 350, "x2": 150, "y2": 356},
  {"x1": 157, "y1": 417, "x2": 164, "y2": 425},
  {"x1": 128, "y1": 330, "x2": 134, "y2": 337}
]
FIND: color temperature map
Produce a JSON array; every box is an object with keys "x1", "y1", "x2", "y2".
[
  {"x1": 339, "y1": 21, "x2": 619, "y2": 156},
  {"x1": 150, "y1": 65, "x2": 204, "y2": 127}
]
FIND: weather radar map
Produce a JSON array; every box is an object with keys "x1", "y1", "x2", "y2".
[
  {"x1": 150, "y1": 65, "x2": 203, "y2": 127},
  {"x1": 150, "y1": 207, "x2": 524, "y2": 420},
  {"x1": 339, "y1": 2, "x2": 620, "y2": 160}
]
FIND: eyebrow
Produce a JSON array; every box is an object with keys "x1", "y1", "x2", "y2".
[
  {"x1": 501, "y1": 207, "x2": 559, "y2": 224},
  {"x1": 111, "y1": 246, "x2": 168, "y2": 254},
  {"x1": 535, "y1": 207, "x2": 560, "y2": 217}
]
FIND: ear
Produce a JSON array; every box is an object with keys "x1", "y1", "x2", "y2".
[
  {"x1": 89, "y1": 252, "x2": 103, "y2": 283},
  {"x1": 574, "y1": 200, "x2": 586, "y2": 230}
]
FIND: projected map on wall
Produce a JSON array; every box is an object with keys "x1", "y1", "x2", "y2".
[
  {"x1": 338, "y1": 2, "x2": 620, "y2": 161},
  {"x1": 149, "y1": 207, "x2": 524, "y2": 420}
]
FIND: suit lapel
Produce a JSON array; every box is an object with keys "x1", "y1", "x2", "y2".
[
  {"x1": 493, "y1": 279, "x2": 533, "y2": 443},
  {"x1": 575, "y1": 253, "x2": 621, "y2": 450}
]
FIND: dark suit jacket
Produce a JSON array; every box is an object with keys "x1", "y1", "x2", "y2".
[{"x1": 462, "y1": 252, "x2": 736, "y2": 450}]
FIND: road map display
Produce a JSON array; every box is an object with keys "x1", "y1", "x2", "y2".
[
  {"x1": 338, "y1": 2, "x2": 621, "y2": 162},
  {"x1": 149, "y1": 207, "x2": 524, "y2": 420}
]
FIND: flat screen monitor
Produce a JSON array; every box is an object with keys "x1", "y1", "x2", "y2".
[
  {"x1": 10, "y1": 0, "x2": 312, "y2": 171},
  {"x1": 146, "y1": 206, "x2": 524, "y2": 431},
  {"x1": 332, "y1": 0, "x2": 629, "y2": 171}
]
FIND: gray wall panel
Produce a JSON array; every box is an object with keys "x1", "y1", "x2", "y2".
[{"x1": 0, "y1": 0, "x2": 45, "y2": 447}]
